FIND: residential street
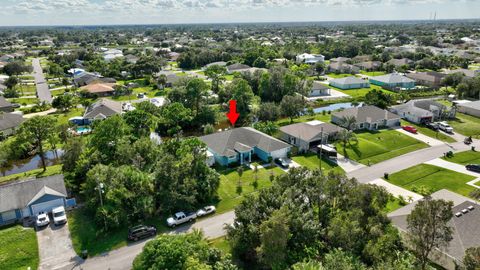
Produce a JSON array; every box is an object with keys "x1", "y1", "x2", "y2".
[{"x1": 32, "y1": 58, "x2": 52, "y2": 103}]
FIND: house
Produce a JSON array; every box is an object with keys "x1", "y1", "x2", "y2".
[
  {"x1": 83, "y1": 99, "x2": 123, "y2": 122},
  {"x1": 296, "y1": 53, "x2": 325, "y2": 64},
  {"x1": 165, "y1": 73, "x2": 181, "y2": 87},
  {"x1": 307, "y1": 81, "x2": 331, "y2": 97},
  {"x1": 0, "y1": 175, "x2": 74, "y2": 226},
  {"x1": 387, "y1": 58, "x2": 414, "y2": 68},
  {"x1": 327, "y1": 62, "x2": 359, "y2": 74},
  {"x1": 329, "y1": 57, "x2": 351, "y2": 63},
  {"x1": 279, "y1": 120, "x2": 345, "y2": 152},
  {"x1": 226, "y1": 63, "x2": 251, "y2": 74},
  {"x1": 0, "y1": 96, "x2": 14, "y2": 112},
  {"x1": 168, "y1": 52, "x2": 180, "y2": 61},
  {"x1": 204, "y1": 61, "x2": 227, "y2": 69},
  {"x1": 0, "y1": 112, "x2": 24, "y2": 137},
  {"x1": 445, "y1": 69, "x2": 480, "y2": 78},
  {"x1": 199, "y1": 127, "x2": 291, "y2": 166},
  {"x1": 405, "y1": 71, "x2": 446, "y2": 88},
  {"x1": 354, "y1": 61, "x2": 382, "y2": 71},
  {"x1": 456, "y1": 100, "x2": 480, "y2": 117},
  {"x1": 369, "y1": 73, "x2": 416, "y2": 89},
  {"x1": 73, "y1": 71, "x2": 117, "y2": 87},
  {"x1": 390, "y1": 100, "x2": 451, "y2": 124},
  {"x1": 103, "y1": 49, "x2": 123, "y2": 62},
  {"x1": 80, "y1": 83, "x2": 116, "y2": 97},
  {"x1": 352, "y1": 55, "x2": 372, "y2": 63},
  {"x1": 329, "y1": 76, "x2": 370, "y2": 90},
  {"x1": 388, "y1": 189, "x2": 480, "y2": 270},
  {"x1": 331, "y1": 105, "x2": 401, "y2": 130}
]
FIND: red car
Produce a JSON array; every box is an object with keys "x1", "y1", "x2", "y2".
[{"x1": 402, "y1": 125, "x2": 417, "y2": 134}]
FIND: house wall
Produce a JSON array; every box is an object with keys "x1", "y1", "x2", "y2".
[
  {"x1": 457, "y1": 105, "x2": 480, "y2": 118},
  {"x1": 330, "y1": 82, "x2": 370, "y2": 90},
  {"x1": 370, "y1": 79, "x2": 416, "y2": 89}
]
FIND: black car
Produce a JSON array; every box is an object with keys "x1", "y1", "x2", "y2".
[
  {"x1": 425, "y1": 122, "x2": 439, "y2": 131},
  {"x1": 128, "y1": 225, "x2": 157, "y2": 241},
  {"x1": 274, "y1": 158, "x2": 289, "y2": 169},
  {"x1": 466, "y1": 164, "x2": 480, "y2": 173}
]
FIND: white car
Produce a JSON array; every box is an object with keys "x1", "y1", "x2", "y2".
[
  {"x1": 52, "y1": 206, "x2": 67, "y2": 225},
  {"x1": 36, "y1": 212, "x2": 50, "y2": 227},
  {"x1": 438, "y1": 122, "x2": 453, "y2": 133},
  {"x1": 196, "y1": 206, "x2": 216, "y2": 217}
]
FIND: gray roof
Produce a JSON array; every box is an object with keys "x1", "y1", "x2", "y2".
[
  {"x1": 330, "y1": 76, "x2": 368, "y2": 85},
  {"x1": 205, "y1": 61, "x2": 227, "y2": 68},
  {"x1": 83, "y1": 99, "x2": 122, "y2": 120},
  {"x1": 405, "y1": 71, "x2": 445, "y2": 83},
  {"x1": 370, "y1": 73, "x2": 415, "y2": 84},
  {"x1": 333, "y1": 105, "x2": 400, "y2": 122},
  {"x1": 280, "y1": 122, "x2": 345, "y2": 142},
  {"x1": 354, "y1": 61, "x2": 381, "y2": 69},
  {"x1": 330, "y1": 57, "x2": 351, "y2": 63},
  {"x1": 0, "y1": 175, "x2": 67, "y2": 213},
  {"x1": 0, "y1": 112, "x2": 24, "y2": 131},
  {"x1": 388, "y1": 189, "x2": 479, "y2": 262},
  {"x1": 227, "y1": 63, "x2": 250, "y2": 72},
  {"x1": 0, "y1": 96, "x2": 12, "y2": 109},
  {"x1": 387, "y1": 58, "x2": 413, "y2": 67},
  {"x1": 311, "y1": 81, "x2": 330, "y2": 90},
  {"x1": 199, "y1": 127, "x2": 291, "y2": 157},
  {"x1": 457, "y1": 100, "x2": 480, "y2": 110}
]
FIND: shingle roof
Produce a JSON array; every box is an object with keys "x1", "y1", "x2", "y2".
[
  {"x1": 405, "y1": 71, "x2": 445, "y2": 83},
  {"x1": 0, "y1": 175, "x2": 67, "y2": 213},
  {"x1": 387, "y1": 58, "x2": 413, "y2": 67},
  {"x1": 330, "y1": 76, "x2": 367, "y2": 85},
  {"x1": 311, "y1": 81, "x2": 330, "y2": 90},
  {"x1": 370, "y1": 73, "x2": 415, "y2": 84},
  {"x1": 0, "y1": 112, "x2": 24, "y2": 131},
  {"x1": 227, "y1": 63, "x2": 250, "y2": 72},
  {"x1": 83, "y1": 99, "x2": 122, "y2": 119},
  {"x1": 280, "y1": 121, "x2": 345, "y2": 142},
  {"x1": 333, "y1": 105, "x2": 400, "y2": 122},
  {"x1": 0, "y1": 96, "x2": 12, "y2": 109},
  {"x1": 199, "y1": 127, "x2": 291, "y2": 157},
  {"x1": 80, "y1": 83, "x2": 116, "y2": 94}
]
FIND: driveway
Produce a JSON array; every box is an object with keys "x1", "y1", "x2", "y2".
[
  {"x1": 424, "y1": 158, "x2": 480, "y2": 178},
  {"x1": 395, "y1": 128, "x2": 445, "y2": 146},
  {"x1": 32, "y1": 58, "x2": 52, "y2": 103},
  {"x1": 336, "y1": 154, "x2": 366, "y2": 173},
  {"x1": 368, "y1": 178, "x2": 423, "y2": 202},
  {"x1": 37, "y1": 222, "x2": 83, "y2": 270}
]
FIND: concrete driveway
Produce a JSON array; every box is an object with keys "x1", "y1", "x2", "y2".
[
  {"x1": 37, "y1": 222, "x2": 82, "y2": 270},
  {"x1": 395, "y1": 128, "x2": 445, "y2": 146}
]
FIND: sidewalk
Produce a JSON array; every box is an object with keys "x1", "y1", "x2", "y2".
[
  {"x1": 368, "y1": 178, "x2": 424, "y2": 202},
  {"x1": 395, "y1": 128, "x2": 445, "y2": 146},
  {"x1": 336, "y1": 154, "x2": 366, "y2": 173}
]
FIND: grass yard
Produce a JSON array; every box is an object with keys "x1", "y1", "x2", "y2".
[
  {"x1": 292, "y1": 153, "x2": 344, "y2": 174},
  {"x1": 216, "y1": 166, "x2": 285, "y2": 213},
  {"x1": 0, "y1": 164, "x2": 62, "y2": 184},
  {"x1": 329, "y1": 84, "x2": 397, "y2": 100},
  {"x1": 0, "y1": 225, "x2": 39, "y2": 270},
  {"x1": 387, "y1": 164, "x2": 477, "y2": 197},
  {"x1": 8, "y1": 97, "x2": 40, "y2": 106},
  {"x1": 400, "y1": 120, "x2": 456, "y2": 143},
  {"x1": 275, "y1": 112, "x2": 331, "y2": 127},
  {"x1": 335, "y1": 129, "x2": 429, "y2": 165},
  {"x1": 209, "y1": 236, "x2": 231, "y2": 254},
  {"x1": 448, "y1": 112, "x2": 480, "y2": 139},
  {"x1": 442, "y1": 150, "x2": 480, "y2": 165},
  {"x1": 384, "y1": 196, "x2": 406, "y2": 213},
  {"x1": 326, "y1": 73, "x2": 354, "y2": 79},
  {"x1": 359, "y1": 70, "x2": 386, "y2": 76},
  {"x1": 51, "y1": 108, "x2": 85, "y2": 125}
]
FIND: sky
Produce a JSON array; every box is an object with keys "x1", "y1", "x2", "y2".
[{"x1": 0, "y1": 0, "x2": 479, "y2": 26}]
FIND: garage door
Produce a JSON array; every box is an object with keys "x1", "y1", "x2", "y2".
[
  {"x1": 270, "y1": 148, "x2": 289, "y2": 159},
  {"x1": 31, "y1": 198, "x2": 64, "y2": 215}
]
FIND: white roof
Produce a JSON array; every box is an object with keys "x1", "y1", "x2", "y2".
[{"x1": 305, "y1": 120, "x2": 324, "y2": 126}]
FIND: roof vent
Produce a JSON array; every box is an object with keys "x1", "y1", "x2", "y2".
[
  {"x1": 455, "y1": 212, "x2": 462, "y2": 217},
  {"x1": 462, "y1": 209, "x2": 468, "y2": 214},
  {"x1": 468, "y1": 205, "x2": 475, "y2": 211}
]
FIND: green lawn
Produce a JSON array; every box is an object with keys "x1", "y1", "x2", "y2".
[
  {"x1": 209, "y1": 236, "x2": 231, "y2": 254},
  {"x1": 448, "y1": 113, "x2": 480, "y2": 139},
  {"x1": 400, "y1": 120, "x2": 456, "y2": 143},
  {"x1": 51, "y1": 108, "x2": 85, "y2": 125},
  {"x1": 0, "y1": 164, "x2": 62, "y2": 184},
  {"x1": 275, "y1": 113, "x2": 331, "y2": 127},
  {"x1": 329, "y1": 84, "x2": 397, "y2": 100},
  {"x1": 360, "y1": 70, "x2": 386, "y2": 76},
  {"x1": 216, "y1": 166, "x2": 285, "y2": 213},
  {"x1": 384, "y1": 196, "x2": 406, "y2": 213},
  {"x1": 0, "y1": 225, "x2": 39, "y2": 270},
  {"x1": 335, "y1": 129, "x2": 429, "y2": 165},
  {"x1": 292, "y1": 153, "x2": 344, "y2": 174},
  {"x1": 326, "y1": 73, "x2": 354, "y2": 79},
  {"x1": 387, "y1": 164, "x2": 477, "y2": 197},
  {"x1": 442, "y1": 150, "x2": 480, "y2": 165},
  {"x1": 8, "y1": 97, "x2": 40, "y2": 106}
]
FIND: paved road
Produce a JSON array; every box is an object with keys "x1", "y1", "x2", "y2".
[
  {"x1": 32, "y1": 58, "x2": 52, "y2": 103},
  {"x1": 73, "y1": 211, "x2": 235, "y2": 270}
]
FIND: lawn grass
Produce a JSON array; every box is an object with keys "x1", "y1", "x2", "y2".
[
  {"x1": 447, "y1": 112, "x2": 480, "y2": 139},
  {"x1": 50, "y1": 108, "x2": 84, "y2": 125},
  {"x1": 326, "y1": 73, "x2": 354, "y2": 79},
  {"x1": 335, "y1": 129, "x2": 429, "y2": 165},
  {"x1": 384, "y1": 196, "x2": 405, "y2": 213},
  {"x1": 292, "y1": 153, "x2": 344, "y2": 174},
  {"x1": 442, "y1": 150, "x2": 480, "y2": 165},
  {"x1": 209, "y1": 236, "x2": 231, "y2": 254},
  {"x1": 387, "y1": 164, "x2": 477, "y2": 197},
  {"x1": 8, "y1": 97, "x2": 40, "y2": 106},
  {"x1": 400, "y1": 120, "x2": 456, "y2": 143},
  {"x1": 329, "y1": 84, "x2": 397, "y2": 100},
  {"x1": 275, "y1": 113, "x2": 332, "y2": 127},
  {"x1": 0, "y1": 225, "x2": 39, "y2": 270},
  {"x1": 0, "y1": 164, "x2": 62, "y2": 184},
  {"x1": 216, "y1": 166, "x2": 285, "y2": 214},
  {"x1": 359, "y1": 70, "x2": 386, "y2": 76}
]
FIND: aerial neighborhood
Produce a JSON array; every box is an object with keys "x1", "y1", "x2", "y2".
[{"x1": 1, "y1": 17, "x2": 480, "y2": 270}]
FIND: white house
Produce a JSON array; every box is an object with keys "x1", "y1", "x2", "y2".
[{"x1": 296, "y1": 53, "x2": 325, "y2": 64}]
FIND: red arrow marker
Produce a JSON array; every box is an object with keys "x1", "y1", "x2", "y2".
[{"x1": 226, "y1": 100, "x2": 240, "y2": 126}]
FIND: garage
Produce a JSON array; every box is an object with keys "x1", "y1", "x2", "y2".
[
  {"x1": 31, "y1": 198, "x2": 65, "y2": 216},
  {"x1": 270, "y1": 148, "x2": 290, "y2": 159}
]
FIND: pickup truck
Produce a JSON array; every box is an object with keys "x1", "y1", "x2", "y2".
[{"x1": 167, "y1": 211, "x2": 197, "y2": 227}]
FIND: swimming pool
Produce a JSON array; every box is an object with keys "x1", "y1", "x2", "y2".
[{"x1": 76, "y1": 126, "x2": 92, "y2": 134}]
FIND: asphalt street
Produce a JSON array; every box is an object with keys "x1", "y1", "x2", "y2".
[{"x1": 32, "y1": 58, "x2": 52, "y2": 103}]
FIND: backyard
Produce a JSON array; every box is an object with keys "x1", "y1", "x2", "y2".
[
  {"x1": 292, "y1": 153, "x2": 344, "y2": 174},
  {"x1": 0, "y1": 225, "x2": 39, "y2": 270},
  {"x1": 335, "y1": 129, "x2": 429, "y2": 165},
  {"x1": 447, "y1": 112, "x2": 480, "y2": 139},
  {"x1": 386, "y1": 164, "x2": 477, "y2": 197}
]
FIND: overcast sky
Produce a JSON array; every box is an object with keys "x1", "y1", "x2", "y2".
[{"x1": 0, "y1": 0, "x2": 478, "y2": 26}]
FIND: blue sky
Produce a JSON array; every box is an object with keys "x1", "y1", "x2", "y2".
[{"x1": 0, "y1": 0, "x2": 478, "y2": 26}]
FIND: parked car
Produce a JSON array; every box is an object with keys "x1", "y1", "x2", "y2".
[
  {"x1": 274, "y1": 158, "x2": 289, "y2": 169},
  {"x1": 36, "y1": 212, "x2": 50, "y2": 227},
  {"x1": 11, "y1": 103, "x2": 21, "y2": 108},
  {"x1": 197, "y1": 206, "x2": 216, "y2": 217},
  {"x1": 426, "y1": 122, "x2": 439, "y2": 131},
  {"x1": 402, "y1": 125, "x2": 417, "y2": 134},
  {"x1": 127, "y1": 225, "x2": 157, "y2": 241},
  {"x1": 167, "y1": 211, "x2": 197, "y2": 227},
  {"x1": 466, "y1": 164, "x2": 480, "y2": 173},
  {"x1": 137, "y1": 93, "x2": 145, "y2": 99},
  {"x1": 438, "y1": 122, "x2": 453, "y2": 133},
  {"x1": 52, "y1": 206, "x2": 67, "y2": 225}
]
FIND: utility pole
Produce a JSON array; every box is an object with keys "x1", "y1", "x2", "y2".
[{"x1": 319, "y1": 127, "x2": 324, "y2": 174}]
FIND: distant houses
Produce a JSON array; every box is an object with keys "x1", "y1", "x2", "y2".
[
  {"x1": 327, "y1": 62, "x2": 359, "y2": 74},
  {"x1": 387, "y1": 58, "x2": 414, "y2": 68},
  {"x1": 332, "y1": 105, "x2": 401, "y2": 130},
  {"x1": 0, "y1": 112, "x2": 24, "y2": 138},
  {"x1": 329, "y1": 76, "x2": 370, "y2": 90},
  {"x1": 405, "y1": 71, "x2": 446, "y2": 88},
  {"x1": 296, "y1": 53, "x2": 325, "y2": 64},
  {"x1": 369, "y1": 73, "x2": 416, "y2": 89},
  {"x1": 354, "y1": 61, "x2": 382, "y2": 71},
  {"x1": 83, "y1": 99, "x2": 123, "y2": 123}
]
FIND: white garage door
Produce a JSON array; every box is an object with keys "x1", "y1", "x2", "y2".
[
  {"x1": 31, "y1": 198, "x2": 64, "y2": 215},
  {"x1": 270, "y1": 148, "x2": 289, "y2": 159}
]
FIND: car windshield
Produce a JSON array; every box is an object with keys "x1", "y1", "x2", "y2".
[
  {"x1": 54, "y1": 211, "x2": 65, "y2": 217},
  {"x1": 39, "y1": 217, "x2": 46, "y2": 221}
]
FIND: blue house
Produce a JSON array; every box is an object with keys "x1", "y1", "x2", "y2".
[
  {"x1": 0, "y1": 175, "x2": 75, "y2": 226},
  {"x1": 369, "y1": 73, "x2": 416, "y2": 89},
  {"x1": 329, "y1": 76, "x2": 370, "y2": 90},
  {"x1": 199, "y1": 127, "x2": 291, "y2": 166}
]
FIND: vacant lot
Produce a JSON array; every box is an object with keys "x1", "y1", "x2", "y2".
[
  {"x1": 329, "y1": 84, "x2": 397, "y2": 100},
  {"x1": 443, "y1": 150, "x2": 480, "y2": 165},
  {"x1": 0, "y1": 225, "x2": 39, "y2": 270},
  {"x1": 335, "y1": 129, "x2": 428, "y2": 165},
  {"x1": 448, "y1": 112, "x2": 480, "y2": 139},
  {"x1": 387, "y1": 164, "x2": 477, "y2": 197},
  {"x1": 292, "y1": 153, "x2": 344, "y2": 174}
]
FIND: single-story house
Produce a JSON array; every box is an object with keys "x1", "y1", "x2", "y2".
[
  {"x1": 387, "y1": 58, "x2": 414, "y2": 68},
  {"x1": 329, "y1": 76, "x2": 370, "y2": 90},
  {"x1": 444, "y1": 69, "x2": 480, "y2": 78},
  {"x1": 329, "y1": 57, "x2": 351, "y2": 63},
  {"x1": 0, "y1": 112, "x2": 24, "y2": 137},
  {"x1": 204, "y1": 61, "x2": 227, "y2": 69},
  {"x1": 354, "y1": 61, "x2": 382, "y2": 71},
  {"x1": 199, "y1": 127, "x2": 291, "y2": 166},
  {"x1": 332, "y1": 105, "x2": 401, "y2": 130},
  {"x1": 369, "y1": 73, "x2": 416, "y2": 89},
  {"x1": 390, "y1": 101, "x2": 436, "y2": 124},
  {"x1": 405, "y1": 71, "x2": 446, "y2": 88},
  {"x1": 0, "y1": 96, "x2": 14, "y2": 112},
  {"x1": 327, "y1": 62, "x2": 359, "y2": 74},
  {"x1": 73, "y1": 71, "x2": 116, "y2": 87},
  {"x1": 279, "y1": 120, "x2": 345, "y2": 152},
  {"x1": 456, "y1": 100, "x2": 480, "y2": 117},
  {"x1": 388, "y1": 189, "x2": 480, "y2": 270},
  {"x1": 296, "y1": 53, "x2": 325, "y2": 64},
  {"x1": 80, "y1": 83, "x2": 116, "y2": 97},
  {"x1": 226, "y1": 63, "x2": 251, "y2": 74},
  {"x1": 352, "y1": 55, "x2": 372, "y2": 63},
  {"x1": 0, "y1": 175, "x2": 75, "y2": 226},
  {"x1": 307, "y1": 81, "x2": 331, "y2": 97},
  {"x1": 83, "y1": 98, "x2": 123, "y2": 122}
]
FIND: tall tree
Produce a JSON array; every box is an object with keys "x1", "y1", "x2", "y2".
[
  {"x1": 205, "y1": 64, "x2": 227, "y2": 93},
  {"x1": 463, "y1": 246, "x2": 480, "y2": 270},
  {"x1": 18, "y1": 116, "x2": 56, "y2": 171},
  {"x1": 280, "y1": 95, "x2": 305, "y2": 123}
]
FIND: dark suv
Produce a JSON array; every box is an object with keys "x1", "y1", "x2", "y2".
[
  {"x1": 466, "y1": 164, "x2": 480, "y2": 173},
  {"x1": 128, "y1": 225, "x2": 157, "y2": 241},
  {"x1": 426, "y1": 122, "x2": 439, "y2": 131}
]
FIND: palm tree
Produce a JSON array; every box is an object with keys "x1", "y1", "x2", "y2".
[
  {"x1": 339, "y1": 115, "x2": 357, "y2": 131},
  {"x1": 338, "y1": 129, "x2": 357, "y2": 157}
]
